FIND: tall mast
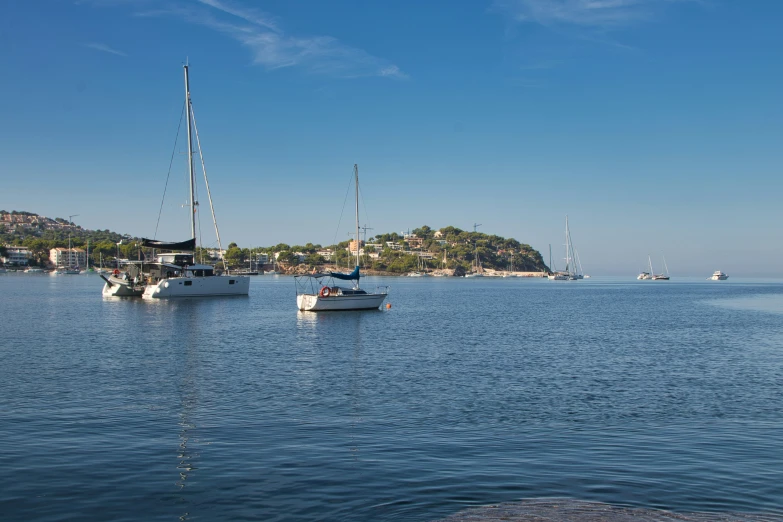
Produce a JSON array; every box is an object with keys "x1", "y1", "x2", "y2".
[
  {"x1": 549, "y1": 244, "x2": 552, "y2": 271},
  {"x1": 565, "y1": 215, "x2": 571, "y2": 275},
  {"x1": 184, "y1": 64, "x2": 197, "y2": 241},
  {"x1": 354, "y1": 164, "x2": 360, "y2": 269}
]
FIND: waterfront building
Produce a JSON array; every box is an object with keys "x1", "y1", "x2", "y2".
[
  {"x1": 2, "y1": 245, "x2": 31, "y2": 266},
  {"x1": 49, "y1": 247, "x2": 87, "y2": 268}
]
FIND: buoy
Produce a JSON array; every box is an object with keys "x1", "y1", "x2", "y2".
[{"x1": 386, "y1": 303, "x2": 391, "y2": 309}]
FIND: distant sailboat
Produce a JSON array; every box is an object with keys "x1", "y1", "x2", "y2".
[
  {"x1": 652, "y1": 255, "x2": 670, "y2": 280},
  {"x1": 549, "y1": 217, "x2": 580, "y2": 280},
  {"x1": 638, "y1": 256, "x2": 654, "y2": 280},
  {"x1": 81, "y1": 239, "x2": 95, "y2": 274},
  {"x1": 547, "y1": 243, "x2": 568, "y2": 280}
]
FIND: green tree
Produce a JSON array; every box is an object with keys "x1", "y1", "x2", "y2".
[{"x1": 224, "y1": 245, "x2": 244, "y2": 267}]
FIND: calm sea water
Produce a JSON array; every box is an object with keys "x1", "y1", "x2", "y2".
[{"x1": 1, "y1": 274, "x2": 782, "y2": 521}]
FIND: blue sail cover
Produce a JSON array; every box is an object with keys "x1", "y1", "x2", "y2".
[{"x1": 328, "y1": 266, "x2": 360, "y2": 281}]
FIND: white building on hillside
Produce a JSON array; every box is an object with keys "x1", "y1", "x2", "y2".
[
  {"x1": 2, "y1": 245, "x2": 31, "y2": 265},
  {"x1": 49, "y1": 247, "x2": 87, "y2": 268}
]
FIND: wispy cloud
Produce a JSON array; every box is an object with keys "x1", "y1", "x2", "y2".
[
  {"x1": 84, "y1": 42, "x2": 127, "y2": 56},
  {"x1": 493, "y1": 0, "x2": 695, "y2": 28},
  {"x1": 135, "y1": 0, "x2": 408, "y2": 80}
]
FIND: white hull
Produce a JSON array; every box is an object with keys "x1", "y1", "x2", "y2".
[
  {"x1": 297, "y1": 292, "x2": 386, "y2": 311},
  {"x1": 143, "y1": 275, "x2": 249, "y2": 298},
  {"x1": 102, "y1": 276, "x2": 145, "y2": 297},
  {"x1": 54, "y1": 269, "x2": 81, "y2": 275},
  {"x1": 710, "y1": 274, "x2": 728, "y2": 280}
]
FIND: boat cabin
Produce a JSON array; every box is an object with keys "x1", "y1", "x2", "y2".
[
  {"x1": 145, "y1": 252, "x2": 216, "y2": 282},
  {"x1": 157, "y1": 253, "x2": 195, "y2": 266}
]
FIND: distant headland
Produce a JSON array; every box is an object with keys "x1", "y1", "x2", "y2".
[{"x1": 1, "y1": 210, "x2": 550, "y2": 275}]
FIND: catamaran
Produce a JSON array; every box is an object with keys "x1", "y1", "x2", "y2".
[
  {"x1": 102, "y1": 64, "x2": 249, "y2": 298},
  {"x1": 295, "y1": 165, "x2": 388, "y2": 311}
]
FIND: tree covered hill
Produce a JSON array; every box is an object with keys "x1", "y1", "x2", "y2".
[
  {"x1": 2, "y1": 211, "x2": 549, "y2": 273},
  {"x1": 227, "y1": 225, "x2": 550, "y2": 274},
  {"x1": 1, "y1": 210, "x2": 139, "y2": 266}
]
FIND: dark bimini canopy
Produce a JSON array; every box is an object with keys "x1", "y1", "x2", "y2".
[{"x1": 141, "y1": 238, "x2": 196, "y2": 251}]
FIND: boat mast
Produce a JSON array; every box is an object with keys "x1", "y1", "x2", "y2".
[
  {"x1": 184, "y1": 64, "x2": 197, "y2": 241},
  {"x1": 354, "y1": 164, "x2": 360, "y2": 269},
  {"x1": 663, "y1": 255, "x2": 670, "y2": 277},
  {"x1": 549, "y1": 244, "x2": 553, "y2": 272},
  {"x1": 565, "y1": 215, "x2": 573, "y2": 276},
  {"x1": 648, "y1": 255, "x2": 654, "y2": 275}
]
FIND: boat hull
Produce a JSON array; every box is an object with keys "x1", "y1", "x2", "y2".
[
  {"x1": 102, "y1": 276, "x2": 145, "y2": 297},
  {"x1": 297, "y1": 292, "x2": 387, "y2": 311},
  {"x1": 143, "y1": 275, "x2": 250, "y2": 298}
]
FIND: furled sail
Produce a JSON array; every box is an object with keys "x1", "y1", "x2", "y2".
[
  {"x1": 141, "y1": 238, "x2": 196, "y2": 251},
  {"x1": 328, "y1": 266, "x2": 360, "y2": 281}
]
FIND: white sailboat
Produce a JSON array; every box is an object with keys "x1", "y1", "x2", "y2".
[
  {"x1": 548, "y1": 215, "x2": 581, "y2": 281},
  {"x1": 638, "y1": 255, "x2": 654, "y2": 280},
  {"x1": 102, "y1": 64, "x2": 249, "y2": 298},
  {"x1": 652, "y1": 255, "x2": 670, "y2": 280},
  {"x1": 295, "y1": 165, "x2": 388, "y2": 311}
]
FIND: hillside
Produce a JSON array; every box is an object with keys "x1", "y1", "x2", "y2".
[
  {"x1": 2, "y1": 211, "x2": 550, "y2": 273},
  {"x1": 1, "y1": 210, "x2": 140, "y2": 266}
]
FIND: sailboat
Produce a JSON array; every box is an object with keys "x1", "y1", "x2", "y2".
[
  {"x1": 464, "y1": 242, "x2": 484, "y2": 277},
  {"x1": 562, "y1": 216, "x2": 581, "y2": 280},
  {"x1": 295, "y1": 165, "x2": 388, "y2": 311},
  {"x1": 81, "y1": 239, "x2": 95, "y2": 274},
  {"x1": 547, "y1": 243, "x2": 568, "y2": 280},
  {"x1": 236, "y1": 248, "x2": 259, "y2": 276},
  {"x1": 407, "y1": 246, "x2": 429, "y2": 277},
  {"x1": 652, "y1": 255, "x2": 670, "y2": 280},
  {"x1": 637, "y1": 255, "x2": 653, "y2": 280},
  {"x1": 96, "y1": 253, "x2": 109, "y2": 274},
  {"x1": 548, "y1": 215, "x2": 582, "y2": 281},
  {"x1": 432, "y1": 250, "x2": 448, "y2": 276},
  {"x1": 102, "y1": 64, "x2": 249, "y2": 298}
]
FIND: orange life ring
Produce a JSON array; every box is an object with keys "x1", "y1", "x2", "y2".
[
  {"x1": 113, "y1": 269, "x2": 120, "y2": 276},
  {"x1": 319, "y1": 286, "x2": 331, "y2": 298}
]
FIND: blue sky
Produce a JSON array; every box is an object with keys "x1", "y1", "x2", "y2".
[{"x1": 1, "y1": 0, "x2": 781, "y2": 276}]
